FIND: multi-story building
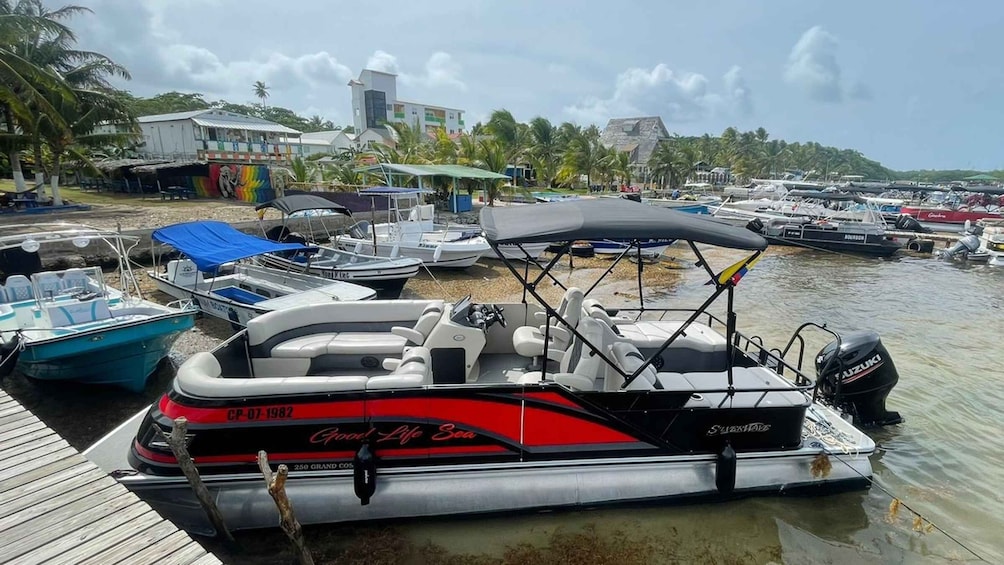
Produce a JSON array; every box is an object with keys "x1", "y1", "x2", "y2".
[
  {"x1": 136, "y1": 109, "x2": 303, "y2": 163},
  {"x1": 349, "y1": 69, "x2": 465, "y2": 135}
]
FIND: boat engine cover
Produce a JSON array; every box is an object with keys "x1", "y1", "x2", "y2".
[{"x1": 815, "y1": 330, "x2": 902, "y2": 427}]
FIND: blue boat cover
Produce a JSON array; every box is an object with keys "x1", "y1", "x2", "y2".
[{"x1": 152, "y1": 221, "x2": 317, "y2": 272}]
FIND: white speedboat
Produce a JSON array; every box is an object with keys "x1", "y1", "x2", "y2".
[
  {"x1": 0, "y1": 223, "x2": 195, "y2": 391},
  {"x1": 336, "y1": 187, "x2": 490, "y2": 268},
  {"x1": 148, "y1": 221, "x2": 375, "y2": 327},
  {"x1": 88, "y1": 200, "x2": 898, "y2": 534},
  {"x1": 254, "y1": 194, "x2": 422, "y2": 298}
]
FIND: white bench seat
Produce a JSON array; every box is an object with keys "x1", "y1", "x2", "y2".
[{"x1": 617, "y1": 321, "x2": 727, "y2": 352}]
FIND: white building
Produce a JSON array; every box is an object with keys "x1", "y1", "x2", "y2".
[
  {"x1": 349, "y1": 69, "x2": 466, "y2": 135},
  {"x1": 136, "y1": 109, "x2": 303, "y2": 163},
  {"x1": 280, "y1": 130, "x2": 357, "y2": 157}
]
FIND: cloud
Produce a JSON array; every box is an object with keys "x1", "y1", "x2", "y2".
[
  {"x1": 366, "y1": 50, "x2": 401, "y2": 74},
  {"x1": 564, "y1": 63, "x2": 748, "y2": 124},
  {"x1": 363, "y1": 50, "x2": 467, "y2": 91},
  {"x1": 784, "y1": 26, "x2": 868, "y2": 103},
  {"x1": 423, "y1": 52, "x2": 467, "y2": 91},
  {"x1": 723, "y1": 65, "x2": 753, "y2": 116}
]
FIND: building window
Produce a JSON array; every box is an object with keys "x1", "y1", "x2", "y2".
[
  {"x1": 363, "y1": 90, "x2": 388, "y2": 129},
  {"x1": 449, "y1": 113, "x2": 454, "y2": 119},
  {"x1": 386, "y1": 104, "x2": 393, "y2": 111}
]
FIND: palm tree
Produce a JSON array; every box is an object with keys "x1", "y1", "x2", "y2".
[
  {"x1": 475, "y1": 137, "x2": 508, "y2": 206},
  {"x1": 1, "y1": 0, "x2": 82, "y2": 192},
  {"x1": 253, "y1": 80, "x2": 269, "y2": 110},
  {"x1": 527, "y1": 116, "x2": 559, "y2": 188},
  {"x1": 561, "y1": 131, "x2": 601, "y2": 189}
]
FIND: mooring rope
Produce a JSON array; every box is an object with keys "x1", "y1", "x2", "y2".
[{"x1": 825, "y1": 440, "x2": 987, "y2": 561}]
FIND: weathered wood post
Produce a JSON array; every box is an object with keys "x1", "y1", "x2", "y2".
[
  {"x1": 257, "y1": 450, "x2": 314, "y2": 565},
  {"x1": 153, "y1": 417, "x2": 235, "y2": 543}
]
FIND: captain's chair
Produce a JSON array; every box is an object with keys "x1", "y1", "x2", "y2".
[
  {"x1": 512, "y1": 287, "x2": 584, "y2": 366},
  {"x1": 517, "y1": 317, "x2": 607, "y2": 391}
]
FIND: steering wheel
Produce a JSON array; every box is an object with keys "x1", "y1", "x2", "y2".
[{"x1": 492, "y1": 304, "x2": 507, "y2": 328}]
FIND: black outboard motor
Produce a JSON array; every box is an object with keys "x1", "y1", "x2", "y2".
[
  {"x1": 815, "y1": 330, "x2": 902, "y2": 427},
  {"x1": 893, "y1": 214, "x2": 931, "y2": 234},
  {"x1": 745, "y1": 217, "x2": 765, "y2": 234}
]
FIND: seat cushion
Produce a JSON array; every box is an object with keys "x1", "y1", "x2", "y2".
[
  {"x1": 325, "y1": 332, "x2": 408, "y2": 355},
  {"x1": 271, "y1": 333, "x2": 339, "y2": 357},
  {"x1": 512, "y1": 325, "x2": 546, "y2": 357},
  {"x1": 617, "y1": 321, "x2": 727, "y2": 352}
]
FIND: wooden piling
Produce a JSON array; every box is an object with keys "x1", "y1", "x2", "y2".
[
  {"x1": 153, "y1": 417, "x2": 235, "y2": 544},
  {"x1": 257, "y1": 450, "x2": 314, "y2": 565}
]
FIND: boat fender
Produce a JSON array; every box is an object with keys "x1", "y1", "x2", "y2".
[
  {"x1": 433, "y1": 244, "x2": 444, "y2": 263},
  {"x1": 353, "y1": 242, "x2": 364, "y2": 254},
  {"x1": 715, "y1": 441, "x2": 736, "y2": 495},
  {"x1": 353, "y1": 442, "x2": 377, "y2": 505},
  {"x1": 390, "y1": 244, "x2": 400, "y2": 259}
]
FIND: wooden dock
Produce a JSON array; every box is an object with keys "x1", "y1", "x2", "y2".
[{"x1": 0, "y1": 388, "x2": 222, "y2": 565}]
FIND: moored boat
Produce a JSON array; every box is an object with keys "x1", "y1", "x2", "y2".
[
  {"x1": 87, "y1": 200, "x2": 900, "y2": 533},
  {"x1": 0, "y1": 223, "x2": 196, "y2": 391},
  {"x1": 148, "y1": 221, "x2": 375, "y2": 327},
  {"x1": 254, "y1": 194, "x2": 422, "y2": 299},
  {"x1": 336, "y1": 187, "x2": 490, "y2": 268}
]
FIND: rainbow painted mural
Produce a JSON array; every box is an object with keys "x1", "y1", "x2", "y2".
[{"x1": 206, "y1": 164, "x2": 276, "y2": 203}]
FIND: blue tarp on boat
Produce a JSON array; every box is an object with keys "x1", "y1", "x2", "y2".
[{"x1": 152, "y1": 220, "x2": 316, "y2": 272}]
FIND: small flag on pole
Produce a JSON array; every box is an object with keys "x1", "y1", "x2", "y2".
[{"x1": 716, "y1": 252, "x2": 762, "y2": 286}]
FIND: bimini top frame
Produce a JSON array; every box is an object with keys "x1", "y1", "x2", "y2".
[{"x1": 481, "y1": 199, "x2": 769, "y2": 391}]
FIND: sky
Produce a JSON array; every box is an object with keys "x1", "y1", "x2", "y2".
[{"x1": 61, "y1": 0, "x2": 1004, "y2": 171}]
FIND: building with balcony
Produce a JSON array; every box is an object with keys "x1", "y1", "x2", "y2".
[
  {"x1": 136, "y1": 109, "x2": 303, "y2": 163},
  {"x1": 349, "y1": 69, "x2": 465, "y2": 135}
]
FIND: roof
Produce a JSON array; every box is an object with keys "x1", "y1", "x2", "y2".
[
  {"x1": 137, "y1": 110, "x2": 209, "y2": 122},
  {"x1": 359, "y1": 187, "x2": 434, "y2": 195},
  {"x1": 300, "y1": 130, "x2": 351, "y2": 144},
  {"x1": 131, "y1": 160, "x2": 208, "y2": 173},
  {"x1": 395, "y1": 99, "x2": 464, "y2": 113},
  {"x1": 151, "y1": 221, "x2": 316, "y2": 272},
  {"x1": 599, "y1": 117, "x2": 670, "y2": 165},
  {"x1": 192, "y1": 116, "x2": 301, "y2": 135},
  {"x1": 481, "y1": 199, "x2": 768, "y2": 250},
  {"x1": 138, "y1": 109, "x2": 302, "y2": 134},
  {"x1": 255, "y1": 194, "x2": 351, "y2": 217},
  {"x1": 356, "y1": 163, "x2": 510, "y2": 180}
]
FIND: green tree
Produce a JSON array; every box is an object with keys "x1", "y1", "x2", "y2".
[
  {"x1": 252, "y1": 80, "x2": 269, "y2": 108},
  {"x1": 527, "y1": 116, "x2": 560, "y2": 188}
]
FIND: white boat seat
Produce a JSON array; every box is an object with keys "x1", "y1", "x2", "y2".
[
  {"x1": 34, "y1": 272, "x2": 63, "y2": 299},
  {"x1": 681, "y1": 367, "x2": 808, "y2": 408},
  {"x1": 616, "y1": 321, "x2": 727, "y2": 353},
  {"x1": 4, "y1": 275, "x2": 33, "y2": 301},
  {"x1": 366, "y1": 347, "x2": 432, "y2": 389},
  {"x1": 513, "y1": 287, "x2": 584, "y2": 360},
  {"x1": 177, "y1": 352, "x2": 370, "y2": 397},
  {"x1": 517, "y1": 318, "x2": 608, "y2": 391},
  {"x1": 269, "y1": 302, "x2": 444, "y2": 358},
  {"x1": 609, "y1": 342, "x2": 663, "y2": 391}
]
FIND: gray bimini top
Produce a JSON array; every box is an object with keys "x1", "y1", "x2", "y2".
[
  {"x1": 255, "y1": 194, "x2": 352, "y2": 217},
  {"x1": 481, "y1": 198, "x2": 768, "y2": 251}
]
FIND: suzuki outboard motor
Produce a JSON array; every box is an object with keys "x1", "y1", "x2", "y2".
[
  {"x1": 893, "y1": 214, "x2": 931, "y2": 233},
  {"x1": 941, "y1": 234, "x2": 981, "y2": 259},
  {"x1": 815, "y1": 330, "x2": 902, "y2": 427}
]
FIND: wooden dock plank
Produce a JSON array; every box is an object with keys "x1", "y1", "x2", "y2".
[
  {"x1": 76, "y1": 519, "x2": 184, "y2": 565},
  {"x1": 0, "y1": 467, "x2": 109, "y2": 519},
  {"x1": 0, "y1": 430, "x2": 62, "y2": 459},
  {"x1": 0, "y1": 455, "x2": 85, "y2": 493},
  {"x1": 105, "y1": 530, "x2": 202, "y2": 565},
  {"x1": 0, "y1": 390, "x2": 220, "y2": 565},
  {"x1": 0, "y1": 441, "x2": 76, "y2": 477},
  {"x1": 21, "y1": 502, "x2": 160, "y2": 564},
  {"x1": 0, "y1": 410, "x2": 39, "y2": 432},
  {"x1": 0, "y1": 482, "x2": 125, "y2": 540},
  {"x1": 5, "y1": 490, "x2": 140, "y2": 561},
  {"x1": 0, "y1": 419, "x2": 48, "y2": 443}
]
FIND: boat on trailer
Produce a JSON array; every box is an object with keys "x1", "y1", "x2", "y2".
[
  {"x1": 254, "y1": 194, "x2": 422, "y2": 299},
  {"x1": 0, "y1": 223, "x2": 196, "y2": 392},
  {"x1": 87, "y1": 199, "x2": 901, "y2": 534},
  {"x1": 148, "y1": 221, "x2": 375, "y2": 328}
]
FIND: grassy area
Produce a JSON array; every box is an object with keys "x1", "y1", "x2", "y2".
[{"x1": 0, "y1": 179, "x2": 234, "y2": 209}]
